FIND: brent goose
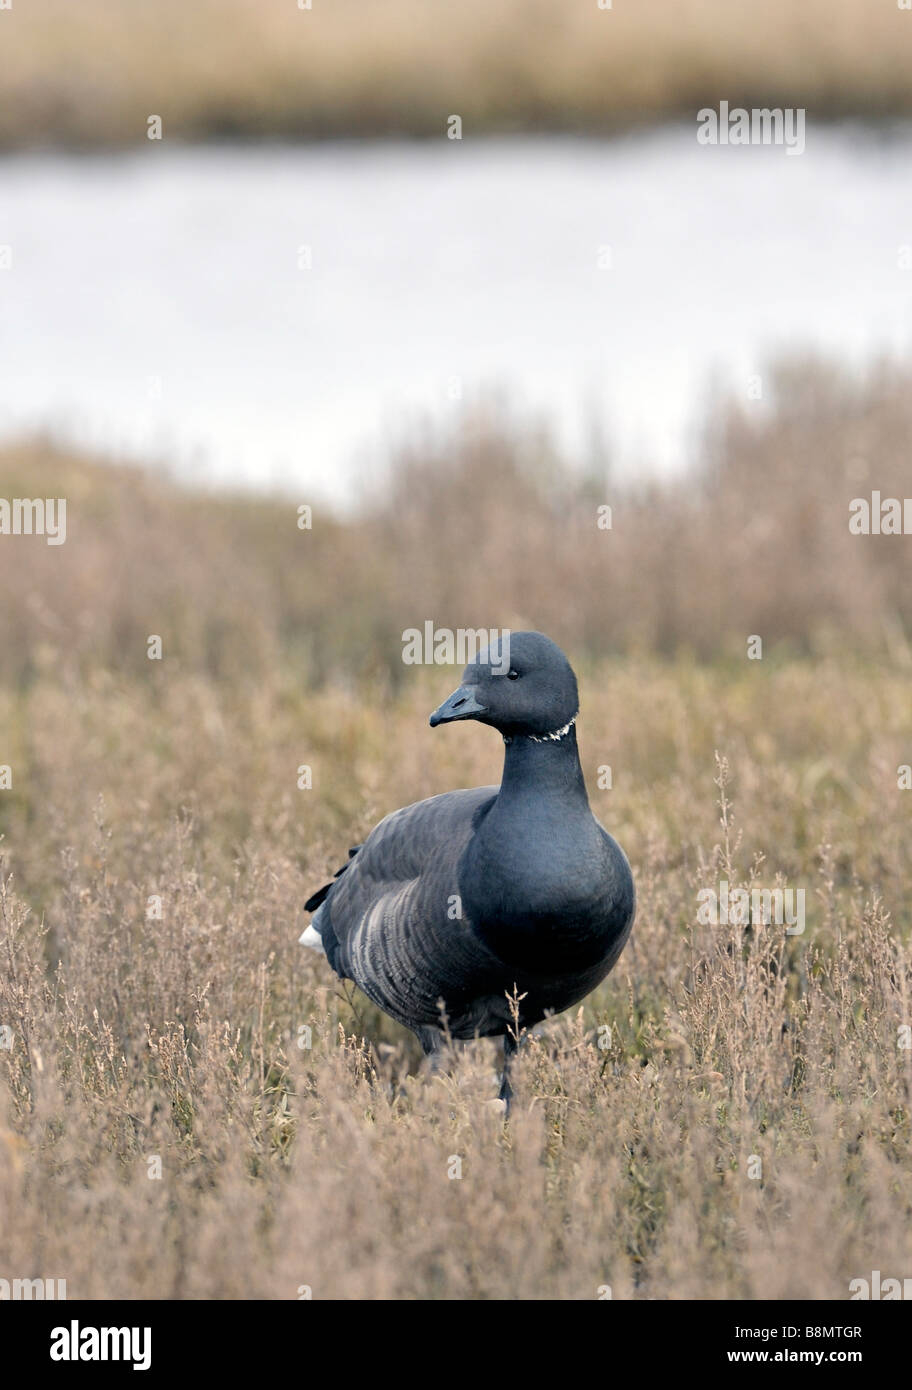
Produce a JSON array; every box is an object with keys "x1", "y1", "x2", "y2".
[{"x1": 300, "y1": 631, "x2": 635, "y2": 1104}]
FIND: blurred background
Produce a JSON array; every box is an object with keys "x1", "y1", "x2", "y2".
[{"x1": 1, "y1": 0, "x2": 911, "y2": 666}]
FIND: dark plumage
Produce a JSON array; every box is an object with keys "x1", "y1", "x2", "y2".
[{"x1": 300, "y1": 631, "x2": 635, "y2": 1103}]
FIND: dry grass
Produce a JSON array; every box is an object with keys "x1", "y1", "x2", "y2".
[
  {"x1": 1, "y1": 358, "x2": 911, "y2": 1298},
  {"x1": 3, "y1": 0, "x2": 912, "y2": 149},
  {"x1": 0, "y1": 657, "x2": 910, "y2": 1298}
]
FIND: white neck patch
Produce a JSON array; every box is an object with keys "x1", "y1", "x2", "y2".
[{"x1": 527, "y1": 712, "x2": 578, "y2": 744}]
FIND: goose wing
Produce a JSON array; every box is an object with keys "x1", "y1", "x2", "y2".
[{"x1": 311, "y1": 787, "x2": 503, "y2": 1031}]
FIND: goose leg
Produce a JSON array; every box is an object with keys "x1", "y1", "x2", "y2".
[
  {"x1": 499, "y1": 1032, "x2": 519, "y2": 1111},
  {"x1": 416, "y1": 1026, "x2": 446, "y2": 1076}
]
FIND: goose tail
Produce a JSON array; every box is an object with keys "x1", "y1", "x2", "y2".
[{"x1": 298, "y1": 922, "x2": 325, "y2": 952}]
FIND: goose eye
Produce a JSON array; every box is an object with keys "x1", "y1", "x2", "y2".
[{"x1": 507, "y1": 669, "x2": 520, "y2": 680}]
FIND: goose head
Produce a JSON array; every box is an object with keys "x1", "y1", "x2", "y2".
[{"x1": 429, "y1": 630, "x2": 579, "y2": 741}]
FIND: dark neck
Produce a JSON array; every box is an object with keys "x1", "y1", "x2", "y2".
[{"x1": 496, "y1": 725, "x2": 589, "y2": 809}]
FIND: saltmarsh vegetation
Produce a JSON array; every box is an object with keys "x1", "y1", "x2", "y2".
[
  {"x1": 0, "y1": 359, "x2": 910, "y2": 1299},
  {"x1": 3, "y1": 0, "x2": 911, "y2": 150}
]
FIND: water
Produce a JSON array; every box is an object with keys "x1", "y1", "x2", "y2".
[{"x1": 1, "y1": 126, "x2": 910, "y2": 505}]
